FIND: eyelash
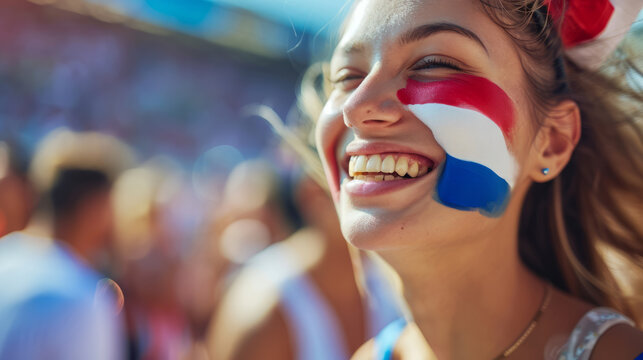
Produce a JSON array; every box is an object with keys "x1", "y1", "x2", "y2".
[
  {"x1": 412, "y1": 57, "x2": 461, "y2": 71},
  {"x1": 331, "y1": 73, "x2": 362, "y2": 85}
]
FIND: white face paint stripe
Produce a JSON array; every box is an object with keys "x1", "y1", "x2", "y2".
[{"x1": 408, "y1": 103, "x2": 518, "y2": 187}]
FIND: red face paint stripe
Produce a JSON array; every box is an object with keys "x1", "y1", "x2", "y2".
[{"x1": 396, "y1": 74, "x2": 515, "y2": 136}]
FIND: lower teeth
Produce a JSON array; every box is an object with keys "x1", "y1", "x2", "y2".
[{"x1": 352, "y1": 172, "x2": 429, "y2": 181}]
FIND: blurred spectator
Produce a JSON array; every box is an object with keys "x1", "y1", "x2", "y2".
[
  {"x1": 217, "y1": 159, "x2": 296, "y2": 258},
  {"x1": 194, "y1": 159, "x2": 296, "y2": 323},
  {"x1": 0, "y1": 128, "x2": 134, "y2": 360},
  {"x1": 207, "y1": 173, "x2": 368, "y2": 360},
  {"x1": 0, "y1": 141, "x2": 35, "y2": 237},
  {"x1": 111, "y1": 158, "x2": 192, "y2": 360},
  {"x1": 170, "y1": 159, "x2": 297, "y2": 360}
]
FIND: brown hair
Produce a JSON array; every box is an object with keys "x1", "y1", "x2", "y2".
[
  {"x1": 477, "y1": 0, "x2": 643, "y2": 324},
  {"x1": 294, "y1": 0, "x2": 643, "y2": 324}
]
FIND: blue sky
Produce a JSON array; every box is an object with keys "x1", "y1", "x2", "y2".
[{"x1": 209, "y1": 0, "x2": 352, "y2": 35}]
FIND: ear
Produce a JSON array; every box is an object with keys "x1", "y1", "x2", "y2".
[{"x1": 530, "y1": 100, "x2": 581, "y2": 182}]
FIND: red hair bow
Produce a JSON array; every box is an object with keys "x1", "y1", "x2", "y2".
[{"x1": 544, "y1": 0, "x2": 642, "y2": 69}]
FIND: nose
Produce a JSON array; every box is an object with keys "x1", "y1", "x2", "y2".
[{"x1": 343, "y1": 70, "x2": 405, "y2": 132}]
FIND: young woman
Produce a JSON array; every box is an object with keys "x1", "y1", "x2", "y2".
[{"x1": 312, "y1": 0, "x2": 643, "y2": 358}]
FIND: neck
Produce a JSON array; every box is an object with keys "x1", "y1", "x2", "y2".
[
  {"x1": 54, "y1": 222, "x2": 94, "y2": 266},
  {"x1": 378, "y1": 223, "x2": 545, "y2": 360}
]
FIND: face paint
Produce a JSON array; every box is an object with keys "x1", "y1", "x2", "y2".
[{"x1": 397, "y1": 74, "x2": 517, "y2": 216}]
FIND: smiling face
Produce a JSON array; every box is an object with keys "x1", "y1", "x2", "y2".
[{"x1": 316, "y1": 0, "x2": 543, "y2": 250}]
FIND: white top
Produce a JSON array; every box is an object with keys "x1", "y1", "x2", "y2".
[
  {"x1": 373, "y1": 307, "x2": 636, "y2": 360},
  {"x1": 557, "y1": 307, "x2": 635, "y2": 360},
  {"x1": 0, "y1": 232, "x2": 124, "y2": 360}
]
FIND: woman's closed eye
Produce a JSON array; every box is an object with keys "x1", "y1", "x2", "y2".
[
  {"x1": 411, "y1": 56, "x2": 463, "y2": 74},
  {"x1": 330, "y1": 69, "x2": 365, "y2": 90},
  {"x1": 332, "y1": 56, "x2": 463, "y2": 88}
]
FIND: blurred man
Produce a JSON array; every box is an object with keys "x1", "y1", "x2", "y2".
[
  {"x1": 0, "y1": 128, "x2": 134, "y2": 360},
  {"x1": 48, "y1": 168, "x2": 115, "y2": 264}
]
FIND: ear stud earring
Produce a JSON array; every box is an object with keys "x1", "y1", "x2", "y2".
[{"x1": 542, "y1": 168, "x2": 550, "y2": 175}]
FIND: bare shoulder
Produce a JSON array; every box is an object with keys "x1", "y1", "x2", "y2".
[
  {"x1": 549, "y1": 287, "x2": 595, "y2": 319},
  {"x1": 207, "y1": 264, "x2": 290, "y2": 360},
  {"x1": 351, "y1": 338, "x2": 376, "y2": 360},
  {"x1": 541, "y1": 286, "x2": 595, "y2": 334},
  {"x1": 231, "y1": 307, "x2": 294, "y2": 360},
  {"x1": 590, "y1": 323, "x2": 643, "y2": 360},
  {"x1": 350, "y1": 322, "x2": 432, "y2": 360}
]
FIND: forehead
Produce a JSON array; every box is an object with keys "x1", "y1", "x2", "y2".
[{"x1": 337, "y1": 0, "x2": 490, "y2": 54}]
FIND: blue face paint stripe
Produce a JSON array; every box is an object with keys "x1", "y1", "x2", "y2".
[{"x1": 435, "y1": 154, "x2": 511, "y2": 217}]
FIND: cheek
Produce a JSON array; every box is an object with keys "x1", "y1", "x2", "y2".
[
  {"x1": 398, "y1": 75, "x2": 518, "y2": 217},
  {"x1": 315, "y1": 99, "x2": 348, "y2": 200}
]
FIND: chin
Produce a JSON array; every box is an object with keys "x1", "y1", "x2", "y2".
[
  {"x1": 337, "y1": 196, "x2": 500, "y2": 252},
  {"x1": 336, "y1": 196, "x2": 430, "y2": 251},
  {"x1": 339, "y1": 208, "x2": 395, "y2": 250}
]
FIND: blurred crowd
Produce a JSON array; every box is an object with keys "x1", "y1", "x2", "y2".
[
  {"x1": 0, "y1": 2, "x2": 402, "y2": 359},
  {"x1": 0, "y1": 127, "x2": 402, "y2": 360}
]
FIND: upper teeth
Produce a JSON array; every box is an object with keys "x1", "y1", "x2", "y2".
[{"x1": 348, "y1": 154, "x2": 430, "y2": 179}]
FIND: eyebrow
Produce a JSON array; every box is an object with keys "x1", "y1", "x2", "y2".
[{"x1": 399, "y1": 22, "x2": 488, "y2": 54}]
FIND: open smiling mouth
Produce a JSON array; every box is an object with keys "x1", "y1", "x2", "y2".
[{"x1": 346, "y1": 153, "x2": 435, "y2": 181}]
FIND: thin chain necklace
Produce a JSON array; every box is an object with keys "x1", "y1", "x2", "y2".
[{"x1": 494, "y1": 283, "x2": 552, "y2": 359}]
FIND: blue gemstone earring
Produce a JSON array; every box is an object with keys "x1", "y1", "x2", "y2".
[{"x1": 542, "y1": 168, "x2": 550, "y2": 175}]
